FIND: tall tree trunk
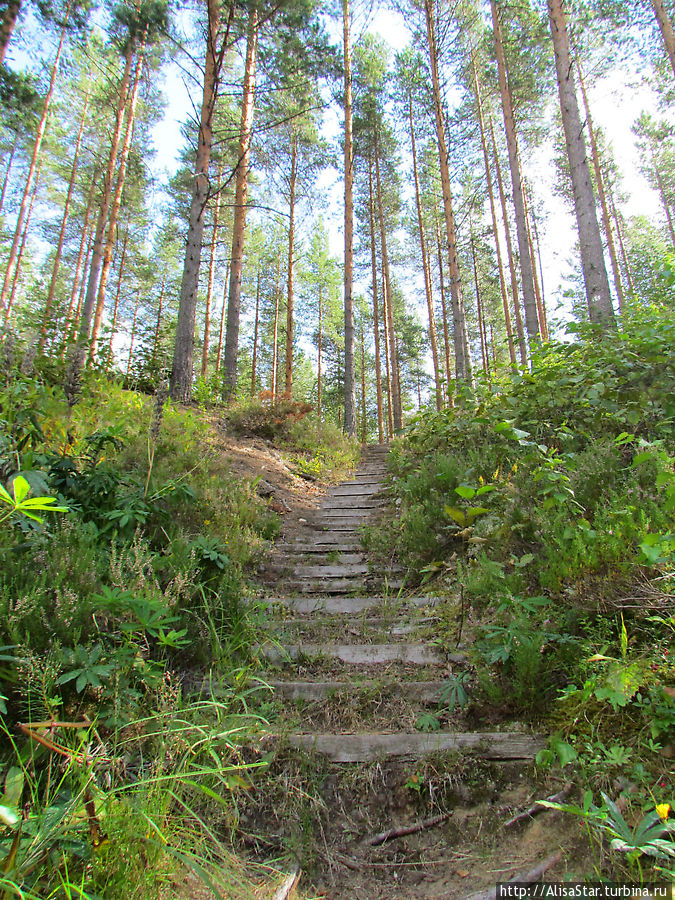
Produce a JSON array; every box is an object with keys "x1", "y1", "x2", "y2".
[
  {"x1": 106, "y1": 225, "x2": 129, "y2": 371},
  {"x1": 172, "y1": 0, "x2": 231, "y2": 400},
  {"x1": 471, "y1": 55, "x2": 516, "y2": 367},
  {"x1": 0, "y1": 131, "x2": 18, "y2": 214},
  {"x1": 360, "y1": 326, "x2": 367, "y2": 444},
  {"x1": 651, "y1": 0, "x2": 675, "y2": 77},
  {"x1": 0, "y1": 6, "x2": 70, "y2": 315},
  {"x1": 40, "y1": 81, "x2": 91, "y2": 351},
  {"x1": 490, "y1": 115, "x2": 528, "y2": 365},
  {"x1": 76, "y1": 39, "x2": 135, "y2": 363},
  {"x1": 470, "y1": 229, "x2": 489, "y2": 375},
  {"x1": 317, "y1": 283, "x2": 322, "y2": 421},
  {"x1": 151, "y1": 272, "x2": 166, "y2": 367},
  {"x1": 523, "y1": 187, "x2": 548, "y2": 340},
  {"x1": 381, "y1": 280, "x2": 393, "y2": 438},
  {"x1": 126, "y1": 292, "x2": 140, "y2": 381},
  {"x1": 250, "y1": 268, "x2": 260, "y2": 398},
  {"x1": 4, "y1": 161, "x2": 41, "y2": 325},
  {"x1": 215, "y1": 259, "x2": 229, "y2": 373},
  {"x1": 424, "y1": 0, "x2": 470, "y2": 382},
  {"x1": 342, "y1": 0, "x2": 356, "y2": 434},
  {"x1": 368, "y1": 157, "x2": 384, "y2": 442},
  {"x1": 91, "y1": 40, "x2": 145, "y2": 361},
  {"x1": 408, "y1": 92, "x2": 441, "y2": 410},
  {"x1": 202, "y1": 160, "x2": 223, "y2": 378},
  {"x1": 375, "y1": 133, "x2": 402, "y2": 431},
  {"x1": 0, "y1": 0, "x2": 20, "y2": 63},
  {"x1": 285, "y1": 127, "x2": 297, "y2": 396},
  {"x1": 608, "y1": 186, "x2": 635, "y2": 295},
  {"x1": 490, "y1": 0, "x2": 540, "y2": 342},
  {"x1": 222, "y1": 3, "x2": 258, "y2": 401},
  {"x1": 271, "y1": 255, "x2": 280, "y2": 397},
  {"x1": 67, "y1": 228, "x2": 93, "y2": 351},
  {"x1": 435, "y1": 219, "x2": 452, "y2": 390},
  {"x1": 62, "y1": 182, "x2": 95, "y2": 353},
  {"x1": 548, "y1": 0, "x2": 615, "y2": 326},
  {"x1": 575, "y1": 67, "x2": 625, "y2": 313}
]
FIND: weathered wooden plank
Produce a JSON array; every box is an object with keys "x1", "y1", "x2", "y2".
[
  {"x1": 269, "y1": 680, "x2": 447, "y2": 703},
  {"x1": 251, "y1": 595, "x2": 439, "y2": 614},
  {"x1": 286, "y1": 732, "x2": 545, "y2": 762},
  {"x1": 294, "y1": 577, "x2": 404, "y2": 594},
  {"x1": 258, "y1": 642, "x2": 457, "y2": 665}
]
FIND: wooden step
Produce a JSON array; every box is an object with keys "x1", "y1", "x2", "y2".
[
  {"x1": 258, "y1": 642, "x2": 460, "y2": 665},
  {"x1": 255, "y1": 595, "x2": 439, "y2": 614},
  {"x1": 292, "y1": 577, "x2": 404, "y2": 593},
  {"x1": 286, "y1": 731, "x2": 545, "y2": 762},
  {"x1": 269, "y1": 679, "x2": 448, "y2": 703}
]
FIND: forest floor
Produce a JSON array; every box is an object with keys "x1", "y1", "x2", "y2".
[{"x1": 227, "y1": 440, "x2": 593, "y2": 900}]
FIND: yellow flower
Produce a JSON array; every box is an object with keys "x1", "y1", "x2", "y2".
[
  {"x1": 204, "y1": 520, "x2": 211, "y2": 526},
  {"x1": 656, "y1": 803, "x2": 671, "y2": 821}
]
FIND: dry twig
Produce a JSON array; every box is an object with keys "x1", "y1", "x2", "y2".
[
  {"x1": 365, "y1": 812, "x2": 451, "y2": 846},
  {"x1": 503, "y1": 782, "x2": 573, "y2": 828},
  {"x1": 464, "y1": 851, "x2": 564, "y2": 900}
]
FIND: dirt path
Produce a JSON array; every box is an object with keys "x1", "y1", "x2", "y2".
[{"x1": 241, "y1": 445, "x2": 587, "y2": 898}]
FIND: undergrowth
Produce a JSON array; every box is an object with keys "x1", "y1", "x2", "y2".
[{"x1": 367, "y1": 301, "x2": 675, "y2": 880}]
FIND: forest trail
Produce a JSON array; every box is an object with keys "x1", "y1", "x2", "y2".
[{"x1": 244, "y1": 446, "x2": 582, "y2": 899}]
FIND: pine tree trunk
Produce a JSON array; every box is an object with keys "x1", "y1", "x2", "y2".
[
  {"x1": 202, "y1": 160, "x2": 223, "y2": 378},
  {"x1": 222, "y1": 3, "x2": 258, "y2": 402},
  {"x1": 381, "y1": 279, "x2": 393, "y2": 438},
  {"x1": 250, "y1": 268, "x2": 260, "y2": 398},
  {"x1": 106, "y1": 225, "x2": 129, "y2": 371},
  {"x1": 472, "y1": 58, "x2": 516, "y2": 367},
  {"x1": 0, "y1": 131, "x2": 18, "y2": 214},
  {"x1": 317, "y1": 284, "x2": 323, "y2": 421},
  {"x1": 0, "y1": 1, "x2": 20, "y2": 65},
  {"x1": 68, "y1": 228, "x2": 93, "y2": 349},
  {"x1": 424, "y1": 0, "x2": 470, "y2": 383},
  {"x1": 152, "y1": 272, "x2": 165, "y2": 367},
  {"x1": 576, "y1": 63, "x2": 625, "y2": 313},
  {"x1": 548, "y1": 0, "x2": 615, "y2": 326},
  {"x1": 360, "y1": 327, "x2": 367, "y2": 444},
  {"x1": 126, "y1": 292, "x2": 140, "y2": 381},
  {"x1": 40, "y1": 82, "x2": 91, "y2": 350},
  {"x1": 609, "y1": 187, "x2": 635, "y2": 295},
  {"x1": 271, "y1": 256, "x2": 280, "y2": 397},
  {"x1": 285, "y1": 127, "x2": 297, "y2": 397},
  {"x1": 172, "y1": 0, "x2": 233, "y2": 401},
  {"x1": 215, "y1": 259, "x2": 229, "y2": 374},
  {"x1": 651, "y1": 0, "x2": 675, "y2": 77},
  {"x1": 471, "y1": 230, "x2": 489, "y2": 375},
  {"x1": 77, "y1": 40, "x2": 135, "y2": 361},
  {"x1": 342, "y1": 0, "x2": 356, "y2": 435},
  {"x1": 490, "y1": 0, "x2": 540, "y2": 342},
  {"x1": 523, "y1": 187, "x2": 548, "y2": 340},
  {"x1": 62, "y1": 184, "x2": 95, "y2": 355},
  {"x1": 91, "y1": 40, "x2": 145, "y2": 361},
  {"x1": 375, "y1": 134, "x2": 402, "y2": 431},
  {"x1": 409, "y1": 93, "x2": 441, "y2": 410},
  {"x1": 0, "y1": 6, "x2": 69, "y2": 315},
  {"x1": 491, "y1": 116, "x2": 528, "y2": 365},
  {"x1": 435, "y1": 220, "x2": 452, "y2": 392},
  {"x1": 4, "y1": 161, "x2": 41, "y2": 325},
  {"x1": 368, "y1": 157, "x2": 384, "y2": 443}
]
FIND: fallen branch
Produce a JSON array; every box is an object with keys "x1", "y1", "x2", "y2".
[
  {"x1": 464, "y1": 851, "x2": 563, "y2": 900},
  {"x1": 365, "y1": 812, "x2": 451, "y2": 847},
  {"x1": 270, "y1": 867, "x2": 300, "y2": 900},
  {"x1": 504, "y1": 783, "x2": 573, "y2": 828}
]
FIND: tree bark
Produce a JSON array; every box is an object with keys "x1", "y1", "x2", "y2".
[
  {"x1": 126, "y1": 291, "x2": 140, "y2": 381},
  {"x1": 106, "y1": 225, "x2": 129, "y2": 371},
  {"x1": 91, "y1": 40, "x2": 146, "y2": 362},
  {"x1": 360, "y1": 326, "x2": 367, "y2": 444},
  {"x1": 68, "y1": 228, "x2": 93, "y2": 350},
  {"x1": 423, "y1": 0, "x2": 470, "y2": 383},
  {"x1": 368, "y1": 156, "x2": 384, "y2": 443},
  {"x1": 215, "y1": 258, "x2": 229, "y2": 373},
  {"x1": 381, "y1": 279, "x2": 393, "y2": 437},
  {"x1": 0, "y1": 131, "x2": 18, "y2": 214},
  {"x1": 408, "y1": 92, "x2": 441, "y2": 410},
  {"x1": 523, "y1": 187, "x2": 548, "y2": 340},
  {"x1": 222, "y1": 2, "x2": 258, "y2": 402},
  {"x1": 375, "y1": 133, "x2": 402, "y2": 431},
  {"x1": 608, "y1": 186, "x2": 635, "y2": 295},
  {"x1": 651, "y1": 0, "x2": 675, "y2": 78},
  {"x1": 470, "y1": 229, "x2": 488, "y2": 375},
  {"x1": 271, "y1": 254, "x2": 280, "y2": 397},
  {"x1": 490, "y1": 0, "x2": 540, "y2": 342},
  {"x1": 250, "y1": 268, "x2": 260, "y2": 398},
  {"x1": 0, "y1": 5, "x2": 69, "y2": 315},
  {"x1": 61, "y1": 183, "x2": 95, "y2": 355},
  {"x1": 317, "y1": 283, "x2": 322, "y2": 421},
  {"x1": 4, "y1": 161, "x2": 41, "y2": 325},
  {"x1": 0, "y1": 0, "x2": 20, "y2": 64},
  {"x1": 576, "y1": 65, "x2": 625, "y2": 313},
  {"x1": 548, "y1": 0, "x2": 615, "y2": 327},
  {"x1": 435, "y1": 219, "x2": 452, "y2": 391},
  {"x1": 151, "y1": 272, "x2": 166, "y2": 367},
  {"x1": 172, "y1": 0, "x2": 233, "y2": 401},
  {"x1": 40, "y1": 81, "x2": 91, "y2": 351},
  {"x1": 471, "y1": 57, "x2": 516, "y2": 367},
  {"x1": 342, "y1": 0, "x2": 356, "y2": 435},
  {"x1": 77, "y1": 39, "x2": 135, "y2": 362},
  {"x1": 202, "y1": 160, "x2": 223, "y2": 378},
  {"x1": 490, "y1": 115, "x2": 528, "y2": 365},
  {"x1": 284, "y1": 127, "x2": 297, "y2": 396}
]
